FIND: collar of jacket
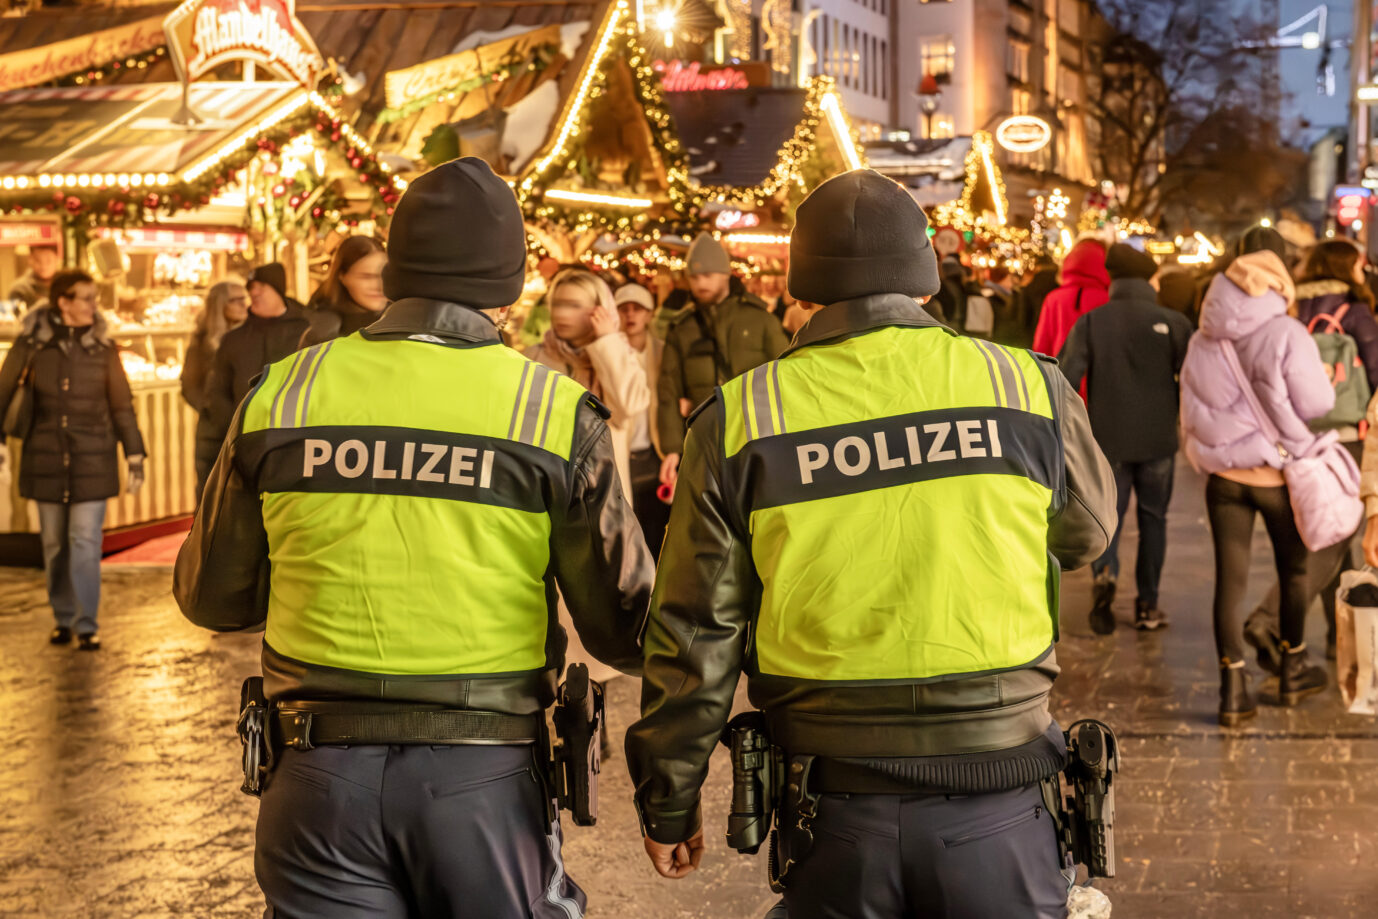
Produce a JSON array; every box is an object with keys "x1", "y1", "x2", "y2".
[
  {"x1": 364, "y1": 297, "x2": 500, "y2": 344},
  {"x1": 785, "y1": 293, "x2": 949, "y2": 356},
  {"x1": 1107, "y1": 278, "x2": 1158, "y2": 304},
  {"x1": 22, "y1": 305, "x2": 112, "y2": 350}
]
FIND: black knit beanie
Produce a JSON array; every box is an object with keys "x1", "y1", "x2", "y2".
[
  {"x1": 1105, "y1": 243, "x2": 1158, "y2": 281},
  {"x1": 788, "y1": 169, "x2": 940, "y2": 305},
  {"x1": 248, "y1": 262, "x2": 288, "y2": 301},
  {"x1": 383, "y1": 157, "x2": 526, "y2": 308}
]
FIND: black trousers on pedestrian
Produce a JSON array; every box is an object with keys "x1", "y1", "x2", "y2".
[
  {"x1": 1205, "y1": 475, "x2": 1310, "y2": 664},
  {"x1": 629, "y1": 447, "x2": 671, "y2": 559},
  {"x1": 1091, "y1": 455, "x2": 1175, "y2": 607},
  {"x1": 778, "y1": 783, "x2": 1068, "y2": 919},
  {"x1": 255, "y1": 744, "x2": 584, "y2": 919}
]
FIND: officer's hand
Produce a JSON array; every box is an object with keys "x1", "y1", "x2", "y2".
[
  {"x1": 1364, "y1": 516, "x2": 1378, "y2": 569},
  {"x1": 644, "y1": 830, "x2": 705, "y2": 879}
]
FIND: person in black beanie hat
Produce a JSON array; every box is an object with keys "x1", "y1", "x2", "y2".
[
  {"x1": 627, "y1": 168, "x2": 1116, "y2": 912},
  {"x1": 382, "y1": 156, "x2": 526, "y2": 309},
  {"x1": 788, "y1": 168, "x2": 941, "y2": 305},
  {"x1": 1060, "y1": 240, "x2": 1192, "y2": 634},
  {"x1": 175, "y1": 155, "x2": 652, "y2": 917}
]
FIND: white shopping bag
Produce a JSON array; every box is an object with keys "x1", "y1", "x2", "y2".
[{"x1": 1336, "y1": 568, "x2": 1378, "y2": 715}]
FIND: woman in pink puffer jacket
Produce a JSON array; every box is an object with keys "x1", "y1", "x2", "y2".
[{"x1": 1180, "y1": 250, "x2": 1333, "y2": 727}]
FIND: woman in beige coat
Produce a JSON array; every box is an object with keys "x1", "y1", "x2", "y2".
[{"x1": 525, "y1": 268, "x2": 650, "y2": 502}]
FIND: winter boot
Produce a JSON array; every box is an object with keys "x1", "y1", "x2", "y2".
[
  {"x1": 1278, "y1": 641, "x2": 1327, "y2": 706},
  {"x1": 1133, "y1": 599, "x2": 1168, "y2": 631},
  {"x1": 1219, "y1": 659, "x2": 1256, "y2": 727},
  {"x1": 1089, "y1": 572, "x2": 1116, "y2": 635},
  {"x1": 1243, "y1": 609, "x2": 1282, "y2": 676}
]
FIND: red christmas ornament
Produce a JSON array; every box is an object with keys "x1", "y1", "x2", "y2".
[
  {"x1": 107, "y1": 200, "x2": 126, "y2": 215},
  {"x1": 272, "y1": 184, "x2": 286, "y2": 198},
  {"x1": 143, "y1": 193, "x2": 160, "y2": 208},
  {"x1": 346, "y1": 147, "x2": 356, "y2": 158},
  {"x1": 289, "y1": 195, "x2": 303, "y2": 207},
  {"x1": 359, "y1": 173, "x2": 371, "y2": 184},
  {"x1": 311, "y1": 206, "x2": 324, "y2": 218},
  {"x1": 330, "y1": 131, "x2": 341, "y2": 142},
  {"x1": 64, "y1": 196, "x2": 82, "y2": 214}
]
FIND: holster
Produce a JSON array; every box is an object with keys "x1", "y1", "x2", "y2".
[
  {"x1": 1044, "y1": 719, "x2": 1120, "y2": 878},
  {"x1": 237, "y1": 676, "x2": 275, "y2": 797},
  {"x1": 550, "y1": 663, "x2": 604, "y2": 826}
]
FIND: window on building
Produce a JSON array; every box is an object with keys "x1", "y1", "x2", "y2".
[
  {"x1": 1007, "y1": 40, "x2": 1030, "y2": 84},
  {"x1": 881, "y1": 39, "x2": 888, "y2": 99},
  {"x1": 920, "y1": 36, "x2": 956, "y2": 84},
  {"x1": 1011, "y1": 88, "x2": 1032, "y2": 115}
]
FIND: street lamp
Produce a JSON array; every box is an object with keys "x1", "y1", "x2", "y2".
[{"x1": 916, "y1": 72, "x2": 942, "y2": 139}]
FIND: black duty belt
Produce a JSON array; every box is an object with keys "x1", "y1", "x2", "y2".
[{"x1": 274, "y1": 707, "x2": 542, "y2": 750}]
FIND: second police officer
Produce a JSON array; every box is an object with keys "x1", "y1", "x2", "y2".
[
  {"x1": 174, "y1": 158, "x2": 652, "y2": 918},
  {"x1": 627, "y1": 170, "x2": 1117, "y2": 917}
]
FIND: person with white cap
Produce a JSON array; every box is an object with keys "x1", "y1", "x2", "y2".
[{"x1": 616, "y1": 282, "x2": 671, "y2": 554}]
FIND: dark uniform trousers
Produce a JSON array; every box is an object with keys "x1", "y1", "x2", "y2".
[
  {"x1": 777, "y1": 783, "x2": 1068, "y2": 919},
  {"x1": 256, "y1": 744, "x2": 585, "y2": 919}
]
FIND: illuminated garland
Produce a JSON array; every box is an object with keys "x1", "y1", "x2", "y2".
[
  {"x1": 0, "y1": 93, "x2": 406, "y2": 234},
  {"x1": 516, "y1": 0, "x2": 865, "y2": 244},
  {"x1": 54, "y1": 47, "x2": 168, "y2": 86}
]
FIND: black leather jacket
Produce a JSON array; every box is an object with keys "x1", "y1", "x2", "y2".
[
  {"x1": 173, "y1": 298, "x2": 653, "y2": 713},
  {"x1": 625, "y1": 294, "x2": 1118, "y2": 844}
]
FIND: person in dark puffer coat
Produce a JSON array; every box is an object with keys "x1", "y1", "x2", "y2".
[{"x1": 0, "y1": 270, "x2": 145, "y2": 650}]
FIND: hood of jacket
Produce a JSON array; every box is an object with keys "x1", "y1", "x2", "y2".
[
  {"x1": 21, "y1": 305, "x2": 113, "y2": 350},
  {"x1": 1197, "y1": 272, "x2": 1288, "y2": 342},
  {"x1": 1059, "y1": 239, "x2": 1110, "y2": 290}
]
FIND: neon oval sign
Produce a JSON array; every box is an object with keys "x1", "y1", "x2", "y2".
[{"x1": 995, "y1": 115, "x2": 1052, "y2": 153}]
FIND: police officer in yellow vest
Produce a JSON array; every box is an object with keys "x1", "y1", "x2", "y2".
[
  {"x1": 174, "y1": 158, "x2": 652, "y2": 918},
  {"x1": 626, "y1": 170, "x2": 1116, "y2": 917}
]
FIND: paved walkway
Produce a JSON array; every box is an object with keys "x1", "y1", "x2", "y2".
[{"x1": 1, "y1": 459, "x2": 1375, "y2": 917}]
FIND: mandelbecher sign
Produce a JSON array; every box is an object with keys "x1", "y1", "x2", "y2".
[{"x1": 163, "y1": 0, "x2": 324, "y2": 90}]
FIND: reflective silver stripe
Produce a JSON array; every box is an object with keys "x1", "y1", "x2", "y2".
[
  {"x1": 536, "y1": 372, "x2": 559, "y2": 449},
  {"x1": 519, "y1": 364, "x2": 552, "y2": 445},
  {"x1": 269, "y1": 350, "x2": 306, "y2": 428},
  {"x1": 741, "y1": 366, "x2": 755, "y2": 441},
  {"x1": 771, "y1": 359, "x2": 786, "y2": 434},
  {"x1": 280, "y1": 344, "x2": 326, "y2": 428},
  {"x1": 980, "y1": 341, "x2": 1023, "y2": 412},
  {"x1": 544, "y1": 822, "x2": 582, "y2": 919},
  {"x1": 968, "y1": 338, "x2": 1004, "y2": 407},
  {"x1": 508, "y1": 362, "x2": 533, "y2": 440},
  {"x1": 1011, "y1": 348, "x2": 1032, "y2": 411},
  {"x1": 296, "y1": 341, "x2": 334, "y2": 428},
  {"x1": 752, "y1": 362, "x2": 775, "y2": 438}
]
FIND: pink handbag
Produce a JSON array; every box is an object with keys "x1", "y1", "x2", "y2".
[{"x1": 1222, "y1": 341, "x2": 1362, "y2": 550}]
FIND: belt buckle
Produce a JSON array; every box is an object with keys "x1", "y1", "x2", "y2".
[{"x1": 284, "y1": 711, "x2": 315, "y2": 751}]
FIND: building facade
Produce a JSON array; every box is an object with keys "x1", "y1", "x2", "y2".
[{"x1": 896, "y1": 0, "x2": 1103, "y2": 217}]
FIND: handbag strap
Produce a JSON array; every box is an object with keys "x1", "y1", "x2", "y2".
[
  {"x1": 1219, "y1": 339, "x2": 1290, "y2": 462},
  {"x1": 1306, "y1": 302, "x2": 1350, "y2": 335}
]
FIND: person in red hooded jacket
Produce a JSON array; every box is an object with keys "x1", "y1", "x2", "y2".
[{"x1": 1033, "y1": 238, "x2": 1110, "y2": 356}]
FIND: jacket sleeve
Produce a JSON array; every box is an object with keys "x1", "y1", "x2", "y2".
[
  {"x1": 206, "y1": 341, "x2": 236, "y2": 439},
  {"x1": 180, "y1": 338, "x2": 208, "y2": 413},
  {"x1": 173, "y1": 403, "x2": 270, "y2": 631},
  {"x1": 0, "y1": 336, "x2": 30, "y2": 423},
  {"x1": 585, "y1": 332, "x2": 650, "y2": 429},
  {"x1": 1282, "y1": 326, "x2": 1336, "y2": 423},
  {"x1": 1170, "y1": 312, "x2": 1193, "y2": 375},
  {"x1": 656, "y1": 331, "x2": 688, "y2": 455},
  {"x1": 1363, "y1": 396, "x2": 1378, "y2": 519},
  {"x1": 1057, "y1": 315, "x2": 1090, "y2": 389},
  {"x1": 1045, "y1": 364, "x2": 1116, "y2": 568},
  {"x1": 1344, "y1": 300, "x2": 1378, "y2": 393},
  {"x1": 1032, "y1": 299, "x2": 1059, "y2": 355},
  {"x1": 106, "y1": 348, "x2": 145, "y2": 458},
  {"x1": 625, "y1": 400, "x2": 756, "y2": 844},
  {"x1": 549, "y1": 399, "x2": 654, "y2": 675}
]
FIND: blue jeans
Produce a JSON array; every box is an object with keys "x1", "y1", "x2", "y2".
[
  {"x1": 37, "y1": 501, "x2": 107, "y2": 636},
  {"x1": 1091, "y1": 455, "x2": 1175, "y2": 607}
]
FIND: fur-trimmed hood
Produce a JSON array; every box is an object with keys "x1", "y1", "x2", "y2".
[{"x1": 20, "y1": 305, "x2": 114, "y2": 351}]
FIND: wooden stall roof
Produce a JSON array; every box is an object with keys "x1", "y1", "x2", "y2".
[
  {"x1": 663, "y1": 87, "x2": 807, "y2": 189},
  {"x1": 0, "y1": 3, "x2": 176, "y2": 57}
]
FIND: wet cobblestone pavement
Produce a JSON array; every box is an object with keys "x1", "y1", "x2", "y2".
[{"x1": 2, "y1": 459, "x2": 1376, "y2": 917}]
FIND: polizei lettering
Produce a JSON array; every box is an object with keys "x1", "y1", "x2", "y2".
[
  {"x1": 303, "y1": 439, "x2": 495, "y2": 489},
  {"x1": 796, "y1": 420, "x2": 1003, "y2": 485}
]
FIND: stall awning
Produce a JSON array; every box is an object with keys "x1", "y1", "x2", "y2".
[
  {"x1": 0, "y1": 82, "x2": 303, "y2": 181},
  {"x1": 662, "y1": 87, "x2": 808, "y2": 188}
]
